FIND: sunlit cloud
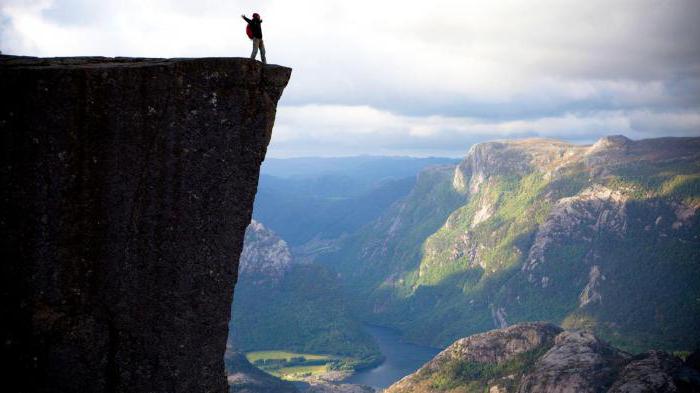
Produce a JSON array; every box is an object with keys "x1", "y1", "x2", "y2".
[{"x1": 270, "y1": 104, "x2": 700, "y2": 157}]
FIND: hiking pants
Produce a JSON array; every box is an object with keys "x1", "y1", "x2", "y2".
[{"x1": 251, "y1": 38, "x2": 266, "y2": 64}]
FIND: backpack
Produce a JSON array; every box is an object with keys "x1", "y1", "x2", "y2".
[{"x1": 246, "y1": 25, "x2": 254, "y2": 40}]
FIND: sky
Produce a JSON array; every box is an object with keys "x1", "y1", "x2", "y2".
[{"x1": 1, "y1": 0, "x2": 699, "y2": 158}]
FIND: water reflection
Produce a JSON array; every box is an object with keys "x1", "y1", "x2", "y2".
[{"x1": 343, "y1": 325, "x2": 441, "y2": 390}]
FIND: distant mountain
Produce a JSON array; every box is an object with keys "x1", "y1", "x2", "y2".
[
  {"x1": 237, "y1": 220, "x2": 293, "y2": 284},
  {"x1": 318, "y1": 136, "x2": 700, "y2": 353},
  {"x1": 253, "y1": 156, "x2": 459, "y2": 246},
  {"x1": 261, "y1": 156, "x2": 460, "y2": 185},
  {"x1": 228, "y1": 221, "x2": 381, "y2": 363},
  {"x1": 385, "y1": 323, "x2": 700, "y2": 393}
]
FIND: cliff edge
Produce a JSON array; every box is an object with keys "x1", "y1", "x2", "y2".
[{"x1": 0, "y1": 56, "x2": 291, "y2": 393}]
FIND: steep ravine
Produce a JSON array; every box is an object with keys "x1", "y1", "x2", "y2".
[{"x1": 0, "y1": 56, "x2": 291, "y2": 393}]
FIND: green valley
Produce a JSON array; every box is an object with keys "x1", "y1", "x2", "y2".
[
  {"x1": 228, "y1": 137, "x2": 700, "y2": 390},
  {"x1": 245, "y1": 351, "x2": 360, "y2": 381},
  {"x1": 245, "y1": 351, "x2": 332, "y2": 381},
  {"x1": 229, "y1": 157, "x2": 459, "y2": 373}
]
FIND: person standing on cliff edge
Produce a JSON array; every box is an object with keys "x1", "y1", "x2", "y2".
[{"x1": 241, "y1": 13, "x2": 266, "y2": 64}]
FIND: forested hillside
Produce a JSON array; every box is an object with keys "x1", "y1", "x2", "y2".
[{"x1": 229, "y1": 221, "x2": 381, "y2": 366}]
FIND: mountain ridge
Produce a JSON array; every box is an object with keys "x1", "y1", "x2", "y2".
[{"x1": 314, "y1": 135, "x2": 699, "y2": 353}]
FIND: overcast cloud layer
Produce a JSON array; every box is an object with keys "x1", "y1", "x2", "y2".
[{"x1": 2, "y1": 0, "x2": 699, "y2": 157}]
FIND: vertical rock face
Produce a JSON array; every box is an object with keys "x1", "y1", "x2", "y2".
[{"x1": 0, "y1": 56, "x2": 291, "y2": 393}]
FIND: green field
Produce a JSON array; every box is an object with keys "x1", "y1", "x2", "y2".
[
  {"x1": 245, "y1": 351, "x2": 337, "y2": 381},
  {"x1": 245, "y1": 351, "x2": 330, "y2": 362}
]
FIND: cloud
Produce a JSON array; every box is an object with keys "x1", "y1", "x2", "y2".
[
  {"x1": 1, "y1": 0, "x2": 699, "y2": 156},
  {"x1": 270, "y1": 104, "x2": 700, "y2": 157}
]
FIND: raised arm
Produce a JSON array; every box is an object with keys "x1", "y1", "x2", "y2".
[{"x1": 241, "y1": 15, "x2": 251, "y2": 23}]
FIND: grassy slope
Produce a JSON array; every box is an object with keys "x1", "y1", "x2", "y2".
[
  {"x1": 245, "y1": 351, "x2": 333, "y2": 381},
  {"x1": 373, "y1": 172, "x2": 559, "y2": 345},
  {"x1": 318, "y1": 165, "x2": 467, "y2": 314},
  {"x1": 422, "y1": 345, "x2": 552, "y2": 392}
]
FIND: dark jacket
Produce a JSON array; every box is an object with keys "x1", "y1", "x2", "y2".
[{"x1": 243, "y1": 16, "x2": 263, "y2": 39}]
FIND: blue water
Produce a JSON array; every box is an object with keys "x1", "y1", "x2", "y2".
[{"x1": 343, "y1": 325, "x2": 441, "y2": 390}]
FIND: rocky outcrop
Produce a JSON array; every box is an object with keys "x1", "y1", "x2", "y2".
[
  {"x1": 239, "y1": 220, "x2": 293, "y2": 284},
  {"x1": 0, "y1": 56, "x2": 290, "y2": 393},
  {"x1": 386, "y1": 324, "x2": 700, "y2": 393},
  {"x1": 452, "y1": 139, "x2": 587, "y2": 195},
  {"x1": 517, "y1": 330, "x2": 628, "y2": 392},
  {"x1": 386, "y1": 323, "x2": 562, "y2": 392},
  {"x1": 608, "y1": 351, "x2": 700, "y2": 393},
  {"x1": 431, "y1": 322, "x2": 562, "y2": 366},
  {"x1": 522, "y1": 184, "x2": 629, "y2": 282}
]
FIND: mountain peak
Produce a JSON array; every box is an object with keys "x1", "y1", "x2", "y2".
[
  {"x1": 240, "y1": 220, "x2": 293, "y2": 283},
  {"x1": 587, "y1": 134, "x2": 632, "y2": 154},
  {"x1": 453, "y1": 138, "x2": 585, "y2": 194}
]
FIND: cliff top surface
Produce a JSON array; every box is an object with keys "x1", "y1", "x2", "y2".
[
  {"x1": 0, "y1": 54, "x2": 289, "y2": 69},
  {"x1": 0, "y1": 55, "x2": 291, "y2": 86}
]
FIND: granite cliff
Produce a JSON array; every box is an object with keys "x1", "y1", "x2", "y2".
[{"x1": 0, "y1": 56, "x2": 290, "y2": 393}]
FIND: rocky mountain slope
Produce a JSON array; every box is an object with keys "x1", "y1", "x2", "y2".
[
  {"x1": 238, "y1": 220, "x2": 294, "y2": 284},
  {"x1": 1, "y1": 56, "x2": 290, "y2": 393},
  {"x1": 386, "y1": 323, "x2": 700, "y2": 393},
  {"x1": 320, "y1": 136, "x2": 700, "y2": 353}
]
